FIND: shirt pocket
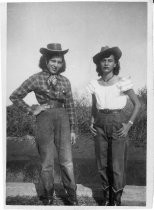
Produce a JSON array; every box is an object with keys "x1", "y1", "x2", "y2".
[
  {"x1": 35, "y1": 85, "x2": 50, "y2": 95},
  {"x1": 55, "y1": 86, "x2": 68, "y2": 101}
]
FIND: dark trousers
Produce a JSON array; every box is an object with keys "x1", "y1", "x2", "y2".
[
  {"x1": 35, "y1": 108, "x2": 76, "y2": 197},
  {"x1": 94, "y1": 111, "x2": 129, "y2": 192}
]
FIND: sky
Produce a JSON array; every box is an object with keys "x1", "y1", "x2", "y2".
[{"x1": 6, "y1": 2, "x2": 147, "y2": 105}]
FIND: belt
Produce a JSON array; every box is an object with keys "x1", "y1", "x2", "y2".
[
  {"x1": 42, "y1": 100, "x2": 64, "y2": 109},
  {"x1": 98, "y1": 109, "x2": 121, "y2": 114}
]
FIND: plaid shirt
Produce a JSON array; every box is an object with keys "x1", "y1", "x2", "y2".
[{"x1": 9, "y1": 71, "x2": 76, "y2": 133}]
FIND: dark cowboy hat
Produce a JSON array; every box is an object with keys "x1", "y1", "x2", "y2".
[
  {"x1": 40, "y1": 43, "x2": 69, "y2": 56},
  {"x1": 93, "y1": 46, "x2": 122, "y2": 64}
]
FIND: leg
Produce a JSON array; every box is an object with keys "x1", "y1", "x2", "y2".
[
  {"x1": 94, "y1": 126, "x2": 110, "y2": 205},
  {"x1": 95, "y1": 126, "x2": 109, "y2": 191},
  {"x1": 111, "y1": 139, "x2": 128, "y2": 191},
  {"x1": 111, "y1": 137, "x2": 128, "y2": 205},
  {"x1": 35, "y1": 111, "x2": 55, "y2": 204},
  {"x1": 54, "y1": 110, "x2": 77, "y2": 205}
]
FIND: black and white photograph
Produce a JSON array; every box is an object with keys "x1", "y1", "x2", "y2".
[{"x1": 1, "y1": 0, "x2": 154, "y2": 208}]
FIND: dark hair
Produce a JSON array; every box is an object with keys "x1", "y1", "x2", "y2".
[
  {"x1": 39, "y1": 54, "x2": 66, "y2": 73},
  {"x1": 96, "y1": 54, "x2": 120, "y2": 76}
]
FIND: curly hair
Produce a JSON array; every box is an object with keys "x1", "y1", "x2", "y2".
[
  {"x1": 39, "y1": 54, "x2": 66, "y2": 73},
  {"x1": 96, "y1": 54, "x2": 120, "y2": 76}
]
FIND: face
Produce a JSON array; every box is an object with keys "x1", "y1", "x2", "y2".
[
  {"x1": 99, "y1": 54, "x2": 116, "y2": 75},
  {"x1": 47, "y1": 56, "x2": 63, "y2": 75}
]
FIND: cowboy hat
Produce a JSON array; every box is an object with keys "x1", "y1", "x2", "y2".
[
  {"x1": 40, "y1": 43, "x2": 69, "y2": 56},
  {"x1": 93, "y1": 46, "x2": 122, "y2": 64}
]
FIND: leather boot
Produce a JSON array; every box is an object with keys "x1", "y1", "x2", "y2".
[
  {"x1": 109, "y1": 187, "x2": 115, "y2": 206},
  {"x1": 40, "y1": 188, "x2": 54, "y2": 205},
  {"x1": 100, "y1": 188, "x2": 110, "y2": 206},
  {"x1": 112, "y1": 189, "x2": 123, "y2": 206},
  {"x1": 65, "y1": 187, "x2": 78, "y2": 205}
]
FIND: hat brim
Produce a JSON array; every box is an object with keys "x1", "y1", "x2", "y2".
[
  {"x1": 93, "y1": 47, "x2": 122, "y2": 64},
  {"x1": 40, "y1": 48, "x2": 69, "y2": 56}
]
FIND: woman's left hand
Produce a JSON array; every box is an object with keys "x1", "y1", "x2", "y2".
[
  {"x1": 71, "y1": 132, "x2": 76, "y2": 145},
  {"x1": 116, "y1": 123, "x2": 131, "y2": 138}
]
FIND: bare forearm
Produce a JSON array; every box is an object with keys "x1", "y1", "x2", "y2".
[
  {"x1": 91, "y1": 94, "x2": 98, "y2": 125},
  {"x1": 125, "y1": 89, "x2": 141, "y2": 125},
  {"x1": 91, "y1": 107, "x2": 96, "y2": 123},
  {"x1": 128, "y1": 103, "x2": 141, "y2": 123}
]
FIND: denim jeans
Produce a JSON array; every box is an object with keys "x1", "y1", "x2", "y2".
[
  {"x1": 94, "y1": 110, "x2": 129, "y2": 192},
  {"x1": 35, "y1": 108, "x2": 76, "y2": 197}
]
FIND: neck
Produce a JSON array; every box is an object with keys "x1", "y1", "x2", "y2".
[{"x1": 101, "y1": 72, "x2": 114, "y2": 82}]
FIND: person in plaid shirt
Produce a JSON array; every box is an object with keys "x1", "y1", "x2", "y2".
[{"x1": 10, "y1": 43, "x2": 78, "y2": 205}]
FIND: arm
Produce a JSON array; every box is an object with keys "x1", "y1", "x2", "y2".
[
  {"x1": 64, "y1": 80, "x2": 77, "y2": 143},
  {"x1": 126, "y1": 89, "x2": 141, "y2": 123},
  {"x1": 91, "y1": 94, "x2": 97, "y2": 123},
  {"x1": 9, "y1": 76, "x2": 36, "y2": 115},
  {"x1": 90, "y1": 94, "x2": 98, "y2": 135},
  {"x1": 117, "y1": 89, "x2": 141, "y2": 137}
]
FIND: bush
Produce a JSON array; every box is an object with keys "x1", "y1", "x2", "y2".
[
  {"x1": 7, "y1": 88, "x2": 147, "y2": 146},
  {"x1": 74, "y1": 96, "x2": 91, "y2": 133},
  {"x1": 7, "y1": 105, "x2": 36, "y2": 137}
]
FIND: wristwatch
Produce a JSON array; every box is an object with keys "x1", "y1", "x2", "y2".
[{"x1": 128, "y1": 120, "x2": 134, "y2": 125}]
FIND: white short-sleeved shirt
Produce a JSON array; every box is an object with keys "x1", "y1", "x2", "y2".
[{"x1": 86, "y1": 77, "x2": 133, "y2": 110}]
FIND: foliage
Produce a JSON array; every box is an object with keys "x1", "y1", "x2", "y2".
[
  {"x1": 7, "y1": 106, "x2": 36, "y2": 137},
  {"x1": 137, "y1": 87, "x2": 147, "y2": 105}
]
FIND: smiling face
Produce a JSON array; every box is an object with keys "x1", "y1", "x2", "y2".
[
  {"x1": 47, "y1": 55, "x2": 63, "y2": 75},
  {"x1": 99, "y1": 54, "x2": 116, "y2": 75}
]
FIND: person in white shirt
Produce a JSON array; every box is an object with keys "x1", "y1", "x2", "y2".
[{"x1": 87, "y1": 46, "x2": 141, "y2": 206}]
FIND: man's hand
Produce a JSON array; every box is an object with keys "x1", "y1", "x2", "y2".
[
  {"x1": 71, "y1": 132, "x2": 76, "y2": 145},
  {"x1": 90, "y1": 124, "x2": 97, "y2": 136},
  {"x1": 33, "y1": 104, "x2": 50, "y2": 116}
]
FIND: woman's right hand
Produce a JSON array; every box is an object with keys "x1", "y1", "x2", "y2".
[
  {"x1": 90, "y1": 123, "x2": 97, "y2": 136},
  {"x1": 32, "y1": 104, "x2": 50, "y2": 116}
]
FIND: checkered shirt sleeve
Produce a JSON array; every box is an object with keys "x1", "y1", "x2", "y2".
[
  {"x1": 9, "y1": 75, "x2": 37, "y2": 114},
  {"x1": 64, "y1": 79, "x2": 77, "y2": 133}
]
